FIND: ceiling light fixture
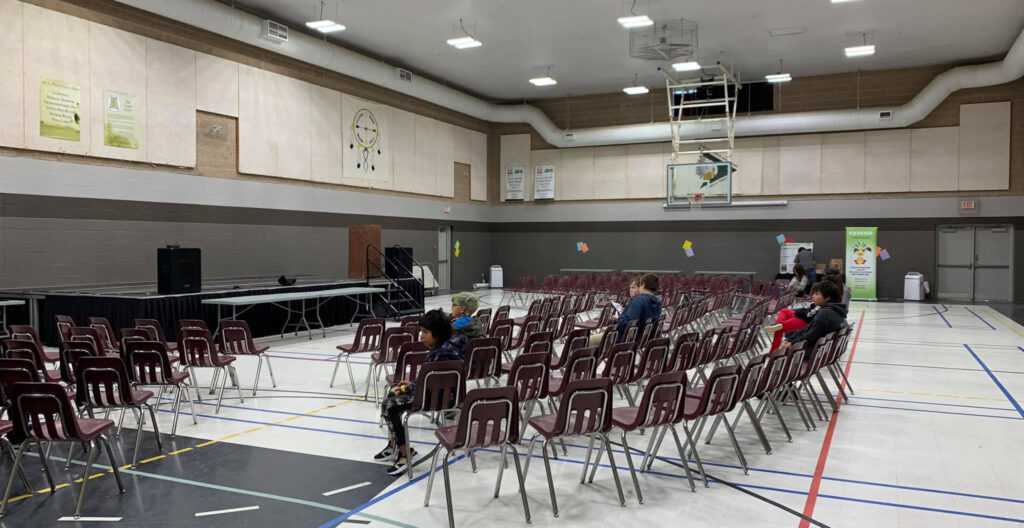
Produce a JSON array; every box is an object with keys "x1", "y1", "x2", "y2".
[
  {"x1": 618, "y1": 15, "x2": 653, "y2": 28},
  {"x1": 623, "y1": 74, "x2": 649, "y2": 95},
  {"x1": 830, "y1": 0, "x2": 862, "y2": 3},
  {"x1": 446, "y1": 19, "x2": 482, "y2": 49},
  {"x1": 845, "y1": 33, "x2": 875, "y2": 57},
  {"x1": 529, "y1": 76, "x2": 557, "y2": 87},
  {"x1": 672, "y1": 61, "x2": 701, "y2": 72},
  {"x1": 765, "y1": 59, "x2": 791, "y2": 83},
  {"x1": 306, "y1": 2, "x2": 344, "y2": 33}
]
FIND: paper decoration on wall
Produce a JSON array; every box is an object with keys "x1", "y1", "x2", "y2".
[
  {"x1": 879, "y1": 248, "x2": 890, "y2": 261},
  {"x1": 103, "y1": 91, "x2": 138, "y2": 149},
  {"x1": 40, "y1": 78, "x2": 81, "y2": 141},
  {"x1": 776, "y1": 234, "x2": 786, "y2": 244},
  {"x1": 576, "y1": 242, "x2": 584, "y2": 252},
  {"x1": 455, "y1": 248, "x2": 461, "y2": 258},
  {"x1": 682, "y1": 240, "x2": 693, "y2": 250},
  {"x1": 581, "y1": 243, "x2": 590, "y2": 253},
  {"x1": 685, "y1": 247, "x2": 695, "y2": 258},
  {"x1": 875, "y1": 246, "x2": 881, "y2": 257},
  {"x1": 455, "y1": 241, "x2": 461, "y2": 250},
  {"x1": 785, "y1": 237, "x2": 793, "y2": 243},
  {"x1": 444, "y1": 205, "x2": 452, "y2": 214}
]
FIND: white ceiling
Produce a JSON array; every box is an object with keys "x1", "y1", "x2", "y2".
[{"x1": 222, "y1": 0, "x2": 1024, "y2": 100}]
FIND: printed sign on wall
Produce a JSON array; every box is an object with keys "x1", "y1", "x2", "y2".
[
  {"x1": 103, "y1": 90, "x2": 139, "y2": 149},
  {"x1": 40, "y1": 78, "x2": 81, "y2": 141},
  {"x1": 534, "y1": 165, "x2": 555, "y2": 200},
  {"x1": 505, "y1": 166, "x2": 525, "y2": 201},
  {"x1": 845, "y1": 227, "x2": 878, "y2": 300}
]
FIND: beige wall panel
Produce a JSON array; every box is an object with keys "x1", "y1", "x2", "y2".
[
  {"x1": 593, "y1": 145, "x2": 629, "y2": 199},
  {"x1": 412, "y1": 115, "x2": 441, "y2": 196},
  {"x1": 779, "y1": 134, "x2": 822, "y2": 194},
  {"x1": 531, "y1": 149, "x2": 562, "y2": 200},
  {"x1": 435, "y1": 120, "x2": 455, "y2": 197},
  {"x1": 238, "y1": 65, "x2": 310, "y2": 180},
  {"x1": 761, "y1": 136, "x2": 781, "y2": 194},
  {"x1": 499, "y1": 134, "x2": 532, "y2": 201},
  {"x1": 731, "y1": 137, "x2": 763, "y2": 196},
  {"x1": 310, "y1": 84, "x2": 342, "y2": 185},
  {"x1": 557, "y1": 147, "x2": 595, "y2": 201},
  {"x1": 626, "y1": 143, "x2": 665, "y2": 199},
  {"x1": 147, "y1": 40, "x2": 196, "y2": 167},
  {"x1": 864, "y1": 129, "x2": 911, "y2": 192},
  {"x1": 89, "y1": 23, "x2": 147, "y2": 162},
  {"x1": 0, "y1": 0, "x2": 24, "y2": 148},
  {"x1": 820, "y1": 132, "x2": 865, "y2": 194},
  {"x1": 958, "y1": 102, "x2": 1011, "y2": 191},
  {"x1": 452, "y1": 126, "x2": 471, "y2": 164},
  {"x1": 469, "y1": 130, "x2": 487, "y2": 201},
  {"x1": 390, "y1": 107, "x2": 419, "y2": 194},
  {"x1": 196, "y1": 52, "x2": 239, "y2": 117},
  {"x1": 910, "y1": 127, "x2": 959, "y2": 191},
  {"x1": 23, "y1": 4, "x2": 91, "y2": 155}
]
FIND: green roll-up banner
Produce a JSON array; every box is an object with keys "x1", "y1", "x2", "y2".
[{"x1": 845, "y1": 227, "x2": 877, "y2": 300}]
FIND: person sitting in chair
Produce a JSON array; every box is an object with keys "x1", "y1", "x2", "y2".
[
  {"x1": 773, "y1": 280, "x2": 848, "y2": 358},
  {"x1": 450, "y1": 291, "x2": 486, "y2": 341}
]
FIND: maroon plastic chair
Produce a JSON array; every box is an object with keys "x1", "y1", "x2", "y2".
[
  {"x1": 179, "y1": 327, "x2": 244, "y2": 413},
  {"x1": 119, "y1": 328, "x2": 151, "y2": 354},
  {"x1": 70, "y1": 327, "x2": 114, "y2": 356},
  {"x1": 7, "y1": 326, "x2": 57, "y2": 364},
  {"x1": 545, "y1": 346, "x2": 600, "y2": 419},
  {"x1": 399, "y1": 314, "x2": 422, "y2": 328},
  {"x1": 0, "y1": 420, "x2": 31, "y2": 497},
  {"x1": 506, "y1": 316, "x2": 542, "y2": 356},
  {"x1": 76, "y1": 356, "x2": 162, "y2": 468},
  {"x1": 551, "y1": 328, "x2": 589, "y2": 371},
  {"x1": 505, "y1": 352, "x2": 550, "y2": 441},
  {"x1": 0, "y1": 382, "x2": 126, "y2": 519},
  {"x1": 501, "y1": 330, "x2": 552, "y2": 375},
  {"x1": 474, "y1": 308, "x2": 492, "y2": 331},
  {"x1": 2, "y1": 339, "x2": 60, "y2": 382},
  {"x1": 0, "y1": 358, "x2": 39, "y2": 409},
  {"x1": 523, "y1": 378, "x2": 624, "y2": 517},
  {"x1": 58, "y1": 340, "x2": 98, "y2": 391},
  {"x1": 125, "y1": 340, "x2": 198, "y2": 436},
  {"x1": 701, "y1": 355, "x2": 773, "y2": 471},
  {"x1": 134, "y1": 318, "x2": 177, "y2": 352},
  {"x1": 87, "y1": 317, "x2": 121, "y2": 355},
  {"x1": 575, "y1": 305, "x2": 613, "y2": 331},
  {"x1": 367, "y1": 326, "x2": 417, "y2": 403},
  {"x1": 219, "y1": 320, "x2": 276, "y2": 397},
  {"x1": 464, "y1": 337, "x2": 502, "y2": 387},
  {"x1": 423, "y1": 386, "x2": 530, "y2": 528},
  {"x1": 603, "y1": 342, "x2": 639, "y2": 406},
  {"x1": 489, "y1": 306, "x2": 511, "y2": 333},
  {"x1": 178, "y1": 319, "x2": 209, "y2": 332},
  {"x1": 55, "y1": 315, "x2": 76, "y2": 343},
  {"x1": 386, "y1": 341, "x2": 430, "y2": 387},
  {"x1": 608, "y1": 370, "x2": 695, "y2": 500},
  {"x1": 331, "y1": 318, "x2": 385, "y2": 390},
  {"x1": 401, "y1": 360, "x2": 466, "y2": 480}
]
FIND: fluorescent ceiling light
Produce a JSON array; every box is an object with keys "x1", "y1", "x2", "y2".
[
  {"x1": 768, "y1": 26, "x2": 807, "y2": 37},
  {"x1": 446, "y1": 36, "x2": 482, "y2": 49},
  {"x1": 671, "y1": 61, "x2": 704, "y2": 71},
  {"x1": 830, "y1": 0, "x2": 862, "y2": 3},
  {"x1": 306, "y1": 20, "x2": 345, "y2": 33},
  {"x1": 617, "y1": 15, "x2": 654, "y2": 28},
  {"x1": 765, "y1": 73, "x2": 792, "y2": 83},
  {"x1": 844, "y1": 44, "x2": 875, "y2": 57},
  {"x1": 529, "y1": 76, "x2": 557, "y2": 86},
  {"x1": 623, "y1": 85, "x2": 649, "y2": 95}
]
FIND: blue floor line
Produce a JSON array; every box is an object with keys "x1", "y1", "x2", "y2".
[
  {"x1": 964, "y1": 344, "x2": 1024, "y2": 419},
  {"x1": 850, "y1": 395, "x2": 1017, "y2": 412},
  {"x1": 965, "y1": 307, "x2": 997, "y2": 330},
  {"x1": 857, "y1": 339, "x2": 1021, "y2": 350},
  {"x1": 933, "y1": 306, "x2": 953, "y2": 328},
  {"x1": 815, "y1": 494, "x2": 1024, "y2": 524},
  {"x1": 842, "y1": 402, "x2": 1023, "y2": 420}
]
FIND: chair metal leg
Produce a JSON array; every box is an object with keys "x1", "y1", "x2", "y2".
[
  {"x1": 0, "y1": 438, "x2": 30, "y2": 495},
  {"x1": 767, "y1": 393, "x2": 793, "y2": 442},
  {"x1": 638, "y1": 425, "x2": 660, "y2": 473},
  {"x1": 541, "y1": 441, "x2": 559, "y2": 517},
  {"x1": 816, "y1": 372, "x2": 840, "y2": 413},
  {"x1": 116, "y1": 408, "x2": 127, "y2": 437},
  {"x1": 667, "y1": 426, "x2": 696, "y2": 492},
  {"x1": 508, "y1": 444, "x2": 531, "y2": 524},
  {"x1": 787, "y1": 386, "x2": 815, "y2": 431},
  {"x1": 601, "y1": 434, "x2": 627, "y2": 507},
  {"x1": 35, "y1": 441, "x2": 56, "y2": 492},
  {"x1": 188, "y1": 367, "x2": 203, "y2": 403},
  {"x1": 743, "y1": 401, "x2": 773, "y2": 455},
  {"x1": 703, "y1": 414, "x2": 725, "y2": 445},
  {"x1": 0, "y1": 440, "x2": 28, "y2": 517},
  {"x1": 100, "y1": 434, "x2": 125, "y2": 493},
  {"x1": 803, "y1": 382, "x2": 828, "y2": 421},
  {"x1": 132, "y1": 406, "x2": 146, "y2": 468},
  {"x1": 253, "y1": 355, "x2": 264, "y2": 397},
  {"x1": 74, "y1": 440, "x2": 98, "y2": 519},
  {"x1": 265, "y1": 355, "x2": 277, "y2": 388},
  {"x1": 587, "y1": 435, "x2": 604, "y2": 483},
  {"x1": 147, "y1": 404, "x2": 163, "y2": 451},
  {"x1": 441, "y1": 454, "x2": 455, "y2": 528},
  {"x1": 580, "y1": 434, "x2": 597, "y2": 483},
  {"x1": 679, "y1": 424, "x2": 709, "y2": 487},
  {"x1": 494, "y1": 443, "x2": 508, "y2": 497},
  {"x1": 345, "y1": 354, "x2": 357, "y2": 392},
  {"x1": 215, "y1": 367, "x2": 229, "y2": 414},
  {"x1": 643, "y1": 426, "x2": 668, "y2": 471},
  {"x1": 209, "y1": 368, "x2": 220, "y2": 395},
  {"x1": 186, "y1": 381, "x2": 199, "y2": 424},
  {"x1": 521, "y1": 434, "x2": 540, "y2": 482},
  {"x1": 620, "y1": 431, "x2": 643, "y2": 504},
  {"x1": 154, "y1": 385, "x2": 167, "y2": 413},
  {"x1": 423, "y1": 446, "x2": 442, "y2": 507},
  {"x1": 330, "y1": 354, "x2": 343, "y2": 387},
  {"x1": 230, "y1": 366, "x2": 245, "y2": 403},
  {"x1": 826, "y1": 366, "x2": 849, "y2": 403},
  {"x1": 468, "y1": 449, "x2": 478, "y2": 473},
  {"x1": 518, "y1": 400, "x2": 536, "y2": 443},
  {"x1": 722, "y1": 416, "x2": 749, "y2": 474},
  {"x1": 65, "y1": 441, "x2": 76, "y2": 470},
  {"x1": 832, "y1": 363, "x2": 854, "y2": 394},
  {"x1": 171, "y1": 385, "x2": 183, "y2": 437}
]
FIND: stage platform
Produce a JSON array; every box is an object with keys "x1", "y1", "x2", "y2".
[{"x1": 0, "y1": 275, "x2": 423, "y2": 346}]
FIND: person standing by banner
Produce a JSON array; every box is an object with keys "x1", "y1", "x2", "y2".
[
  {"x1": 845, "y1": 227, "x2": 878, "y2": 300},
  {"x1": 794, "y1": 247, "x2": 816, "y2": 286}
]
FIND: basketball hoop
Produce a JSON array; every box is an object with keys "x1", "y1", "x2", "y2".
[{"x1": 687, "y1": 192, "x2": 704, "y2": 210}]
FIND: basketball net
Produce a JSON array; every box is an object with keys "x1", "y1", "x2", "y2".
[{"x1": 687, "y1": 192, "x2": 704, "y2": 210}]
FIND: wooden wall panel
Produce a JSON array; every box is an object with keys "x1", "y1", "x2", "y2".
[
  {"x1": 557, "y1": 147, "x2": 595, "y2": 201},
  {"x1": 89, "y1": 23, "x2": 147, "y2": 162},
  {"x1": 593, "y1": 145, "x2": 628, "y2": 199},
  {"x1": 196, "y1": 52, "x2": 239, "y2": 118},
  {"x1": 731, "y1": 137, "x2": 763, "y2": 196},
  {"x1": 820, "y1": 132, "x2": 865, "y2": 194},
  {"x1": 626, "y1": 143, "x2": 665, "y2": 199},
  {"x1": 779, "y1": 134, "x2": 822, "y2": 194},
  {"x1": 310, "y1": 84, "x2": 343, "y2": 185},
  {"x1": 865, "y1": 130, "x2": 911, "y2": 192},
  {"x1": 469, "y1": 130, "x2": 488, "y2": 201},
  {"x1": 911, "y1": 127, "x2": 959, "y2": 191},
  {"x1": 959, "y1": 102, "x2": 1011, "y2": 190},
  {"x1": 499, "y1": 134, "x2": 532, "y2": 201},
  {"x1": 0, "y1": 0, "x2": 25, "y2": 148},
  {"x1": 147, "y1": 40, "x2": 196, "y2": 167}
]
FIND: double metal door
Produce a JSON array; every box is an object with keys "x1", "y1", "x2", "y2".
[{"x1": 936, "y1": 225, "x2": 1014, "y2": 301}]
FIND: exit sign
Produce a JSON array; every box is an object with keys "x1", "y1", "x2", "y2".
[{"x1": 958, "y1": 197, "x2": 979, "y2": 216}]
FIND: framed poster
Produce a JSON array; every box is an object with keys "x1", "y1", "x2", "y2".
[
  {"x1": 845, "y1": 227, "x2": 878, "y2": 300},
  {"x1": 780, "y1": 242, "x2": 813, "y2": 274},
  {"x1": 40, "y1": 78, "x2": 81, "y2": 141},
  {"x1": 103, "y1": 90, "x2": 139, "y2": 149},
  {"x1": 534, "y1": 165, "x2": 555, "y2": 200},
  {"x1": 504, "y1": 166, "x2": 525, "y2": 201}
]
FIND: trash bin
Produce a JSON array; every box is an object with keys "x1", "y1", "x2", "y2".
[
  {"x1": 904, "y1": 272, "x2": 925, "y2": 301},
  {"x1": 489, "y1": 265, "x2": 504, "y2": 289}
]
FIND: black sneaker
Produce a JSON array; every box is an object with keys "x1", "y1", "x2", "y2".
[
  {"x1": 374, "y1": 444, "x2": 395, "y2": 460},
  {"x1": 386, "y1": 448, "x2": 420, "y2": 476}
]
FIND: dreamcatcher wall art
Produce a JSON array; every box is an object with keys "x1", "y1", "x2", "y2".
[{"x1": 342, "y1": 94, "x2": 392, "y2": 187}]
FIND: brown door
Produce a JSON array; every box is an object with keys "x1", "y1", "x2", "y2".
[
  {"x1": 454, "y1": 162, "x2": 471, "y2": 203},
  {"x1": 349, "y1": 224, "x2": 382, "y2": 279}
]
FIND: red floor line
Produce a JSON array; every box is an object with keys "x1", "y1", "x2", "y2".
[{"x1": 798, "y1": 309, "x2": 866, "y2": 528}]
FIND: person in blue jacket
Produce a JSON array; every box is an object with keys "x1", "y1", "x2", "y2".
[{"x1": 591, "y1": 273, "x2": 663, "y2": 345}]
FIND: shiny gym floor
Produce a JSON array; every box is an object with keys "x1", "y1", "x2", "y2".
[{"x1": 2, "y1": 291, "x2": 1023, "y2": 528}]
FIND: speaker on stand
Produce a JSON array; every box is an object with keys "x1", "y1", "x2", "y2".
[{"x1": 157, "y1": 247, "x2": 201, "y2": 294}]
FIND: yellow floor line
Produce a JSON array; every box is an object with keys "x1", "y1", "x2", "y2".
[
  {"x1": 137, "y1": 455, "x2": 166, "y2": 464},
  {"x1": 218, "y1": 433, "x2": 241, "y2": 441},
  {"x1": 195, "y1": 440, "x2": 218, "y2": 448},
  {"x1": 6, "y1": 494, "x2": 33, "y2": 503},
  {"x1": 168, "y1": 447, "x2": 193, "y2": 455},
  {"x1": 984, "y1": 306, "x2": 1024, "y2": 338},
  {"x1": 242, "y1": 427, "x2": 265, "y2": 434}
]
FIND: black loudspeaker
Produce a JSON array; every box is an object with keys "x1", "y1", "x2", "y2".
[
  {"x1": 277, "y1": 275, "x2": 297, "y2": 286},
  {"x1": 157, "y1": 247, "x2": 201, "y2": 294},
  {"x1": 385, "y1": 247, "x2": 413, "y2": 278}
]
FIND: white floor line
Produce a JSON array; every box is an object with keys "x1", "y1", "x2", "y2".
[
  {"x1": 194, "y1": 505, "x2": 260, "y2": 517},
  {"x1": 322, "y1": 481, "x2": 374, "y2": 496},
  {"x1": 57, "y1": 517, "x2": 122, "y2": 522}
]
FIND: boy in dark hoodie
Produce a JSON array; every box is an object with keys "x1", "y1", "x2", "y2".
[
  {"x1": 777, "y1": 280, "x2": 848, "y2": 359},
  {"x1": 611, "y1": 273, "x2": 662, "y2": 342},
  {"x1": 451, "y1": 291, "x2": 487, "y2": 341}
]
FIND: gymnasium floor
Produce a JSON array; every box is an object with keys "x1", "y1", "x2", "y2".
[{"x1": 2, "y1": 291, "x2": 1023, "y2": 527}]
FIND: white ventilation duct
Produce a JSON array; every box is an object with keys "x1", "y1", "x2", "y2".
[{"x1": 115, "y1": 0, "x2": 1024, "y2": 148}]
